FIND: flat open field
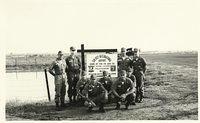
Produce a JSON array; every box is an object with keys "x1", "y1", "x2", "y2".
[{"x1": 6, "y1": 52, "x2": 198, "y2": 120}]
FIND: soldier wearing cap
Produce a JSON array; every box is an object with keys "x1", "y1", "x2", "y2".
[
  {"x1": 99, "y1": 71, "x2": 113, "y2": 103},
  {"x1": 76, "y1": 71, "x2": 89, "y2": 105},
  {"x1": 118, "y1": 47, "x2": 131, "y2": 73},
  {"x1": 49, "y1": 51, "x2": 67, "y2": 108},
  {"x1": 82, "y1": 74, "x2": 108, "y2": 112},
  {"x1": 111, "y1": 70, "x2": 135, "y2": 110},
  {"x1": 130, "y1": 48, "x2": 146, "y2": 103},
  {"x1": 65, "y1": 46, "x2": 81, "y2": 103}
]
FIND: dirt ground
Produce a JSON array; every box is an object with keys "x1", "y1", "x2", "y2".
[{"x1": 6, "y1": 52, "x2": 198, "y2": 120}]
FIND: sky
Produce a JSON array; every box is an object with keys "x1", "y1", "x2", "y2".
[{"x1": 3, "y1": 0, "x2": 200, "y2": 54}]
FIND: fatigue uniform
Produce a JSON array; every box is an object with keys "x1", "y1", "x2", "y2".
[
  {"x1": 99, "y1": 77, "x2": 113, "y2": 103},
  {"x1": 127, "y1": 74, "x2": 136, "y2": 88},
  {"x1": 49, "y1": 58, "x2": 67, "y2": 105},
  {"x1": 130, "y1": 56, "x2": 146, "y2": 102},
  {"x1": 76, "y1": 77, "x2": 89, "y2": 101},
  {"x1": 65, "y1": 55, "x2": 81, "y2": 102},
  {"x1": 117, "y1": 55, "x2": 131, "y2": 73},
  {"x1": 112, "y1": 77, "x2": 135, "y2": 106},
  {"x1": 83, "y1": 81, "x2": 108, "y2": 107}
]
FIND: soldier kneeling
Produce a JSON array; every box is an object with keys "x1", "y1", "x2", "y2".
[
  {"x1": 112, "y1": 70, "x2": 136, "y2": 110},
  {"x1": 82, "y1": 74, "x2": 108, "y2": 113},
  {"x1": 76, "y1": 71, "x2": 89, "y2": 106}
]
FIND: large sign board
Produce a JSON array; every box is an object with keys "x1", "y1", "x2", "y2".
[{"x1": 86, "y1": 53, "x2": 118, "y2": 78}]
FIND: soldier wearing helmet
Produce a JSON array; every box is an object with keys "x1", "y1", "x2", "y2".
[
  {"x1": 49, "y1": 51, "x2": 67, "y2": 108},
  {"x1": 76, "y1": 71, "x2": 89, "y2": 105},
  {"x1": 82, "y1": 74, "x2": 108, "y2": 112},
  {"x1": 112, "y1": 70, "x2": 135, "y2": 110},
  {"x1": 130, "y1": 48, "x2": 146, "y2": 103},
  {"x1": 118, "y1": 47, "x2": 131, "y2": 73},
  {"x1": 65, "y1": 46, "x2": 81, "y2": 104},
  {"x1": 99, "y1": 71, "x2": 113, "y2": 103}
]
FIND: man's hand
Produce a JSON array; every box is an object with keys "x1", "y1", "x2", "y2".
[
  {"x1": 120, "y1": 94, "x2": 126, "y2": 101},
  {"x1": 105, "y1": 94, "x2": 108, "y2": 100}
]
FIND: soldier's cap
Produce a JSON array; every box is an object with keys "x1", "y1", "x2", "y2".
[
  {"x1": 133, "y1": 48, "x2": 139, "y2": 52},
  {"x1": 58, "y1": 51, "x2": 63, "y2": 55},
  {"x1": 127, "y1": 67, "x2": 133, "y2": 72},
  {"x1": 103, "y1": 71, "x2": 108, "y2": 76},
  {"x1": 121, "y1": 47, "x2": 126, "y2": 52},
  {"x1": 120, "y1": 70, "x2": 127, "y2": 75},
  {"x1": 70, "y1": 46, "x2": 76, "y2": 51},
  {"x1": 82, "y1": 71, "x2": 86, "y2": 76},
  {"x1": 90, "y1": 74, "x2": 96, "y2": 80}
]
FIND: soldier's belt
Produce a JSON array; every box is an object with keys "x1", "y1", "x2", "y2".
[{"x1": 55, "y1": 73, "x2": 66, "y2": 75}]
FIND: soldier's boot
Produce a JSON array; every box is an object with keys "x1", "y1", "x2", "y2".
[
  {"x1": 125, "y1": 102, "x2": 130, "y2": 110},
  {"x1": 72, "y1": 95, "x2": 76, "y2": 103},
  {"x1": 61, "y1": 101, "x2": 65, "y2": 107},
  {"x1": 115, "y1": 102, "x2": 121, "y2": 110},
  {"x1": 138, "y1": 95, "x2": 143, "y2": 103},
  {"x1": 135, "y1": 91, "x2": 140, "y2": 103},
  {"x1": 99, "y1": 103, "x2": 105, "y2": 113},
  {"x1": 56, "y1": 102, "x2": 59, "y2": 108},
  {"x1": 60, "y1": 96, "x2": 65, "y2": 107},
  {"x1": 138, "y1": 90, "x2": 143, "y2": 103},
  {"x1": 87, "y1": 106, "x2": 93, "y2": 113},
  {"x1": 69, "y1": 97, "x2": 73, "y2": 104}
]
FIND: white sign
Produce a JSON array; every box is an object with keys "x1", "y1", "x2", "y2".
[{"x1": 86, "y1": 53, "x2": 118, "y2": 78}]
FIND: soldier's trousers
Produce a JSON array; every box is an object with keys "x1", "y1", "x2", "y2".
[
  {"x1": 134, "y1": 72, "x2": 145, "y2": 101},
  {"x1": 114, "y1": 93, "x2": 135, "y2": 105},
  {"x1": 54, "y1": 74, "x2": 67, "y2": 104},
  {"x1": 67, "y1": 73, "x2": 80, "y2": 100},
  {"x1": 90, "y1": 93, "x2": 108, "y2": 106}
]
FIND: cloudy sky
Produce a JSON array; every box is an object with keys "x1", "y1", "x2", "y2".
[{"x1": 4, "y1": 0, "x2": 200, "y2": 54}]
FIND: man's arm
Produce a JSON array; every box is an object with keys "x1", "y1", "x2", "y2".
[
  {"x1": 65, "y1": 57, "x2": 69, "y2": 73},
  {"x1": 111, "y1": 81, "x2": 120, "y2": 98},
  {"x1": 141, "y1": 57, "x2": 147, "y2": 73},
  {"x1": 124, "y1": 79, "x2": 134, "y2": 96},
  {"x1": 48, "y1": 62, "x2": 55, "y2": 76},
  {"x1": 98, "y1": 82, "x2": 108, "y2": 94}
]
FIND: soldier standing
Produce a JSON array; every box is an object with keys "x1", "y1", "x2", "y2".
[
  {"x1": 112, "y1": 70, "x2": 135, "y2": 110},
  {"x1": 99, "y1": 71, "x2": 113, "y2": 103},
  {"x1": 82, "y1": 74, "x2": 108, "y2": 112},
  {"x1": 118, "y1": 47, "x2": 131, "y2": 73},
  {"x1": 65, "y1": 46, "x2": 81, "y2": 103},
  {"x1": 49, "y1": 51, "x2": 67, "y2": 108},
  {"x1": 130, "y1": 48, "x2": 147, "y2": 103}
]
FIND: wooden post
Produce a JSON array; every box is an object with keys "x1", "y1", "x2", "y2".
[
  {"x1": 81, "y1": 44, "x2": 85, "y2": 71},
  {"x1": 44, "y1": 69, "x2": 51, "y2": 101}
]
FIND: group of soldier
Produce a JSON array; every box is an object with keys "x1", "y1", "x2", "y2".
[{"x1": 49, "y1": 46, "x2": 146, "y2": 112}]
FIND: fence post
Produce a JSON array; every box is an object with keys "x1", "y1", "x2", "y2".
[
  {"x1": 44, "y1": 69, "x2": 51, "y2": 101},
  {"x1": 81, "y1": 44, "x2": 85, "y2": 71}
]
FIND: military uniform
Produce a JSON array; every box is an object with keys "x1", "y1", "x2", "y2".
[
  {"x1": 117, "y1": 55, "x2": 131, "y2": 73},
  {"x1": 83, "y1": 77, "x2": 108, "y2": 112},
  {"x1": 112, "y1": 76, "x2": 135, "y2": 109},
  {"x1": 130, "y1": 56, "x2": 146, "y2": 103},
  {"x1": 49, "y1": 57, "x2": 67, "y2": 107},
  {"x1": 76, "y1": 77, "x2": 89, "y2": 104},
  {"x1": 65, "y1": 55, "x2": 81, "y2": 102},
  {"x1": 99, "y1": 76, "x2": 113, "y2": 103}
]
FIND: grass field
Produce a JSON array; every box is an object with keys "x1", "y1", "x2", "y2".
[{"x1": 6, "y1": 52, "x2": 198, "y2": 120}]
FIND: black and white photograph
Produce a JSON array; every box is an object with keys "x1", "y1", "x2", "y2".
[{"x1": 1, "y1": 0, "x2": 199, "y2": 121}]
